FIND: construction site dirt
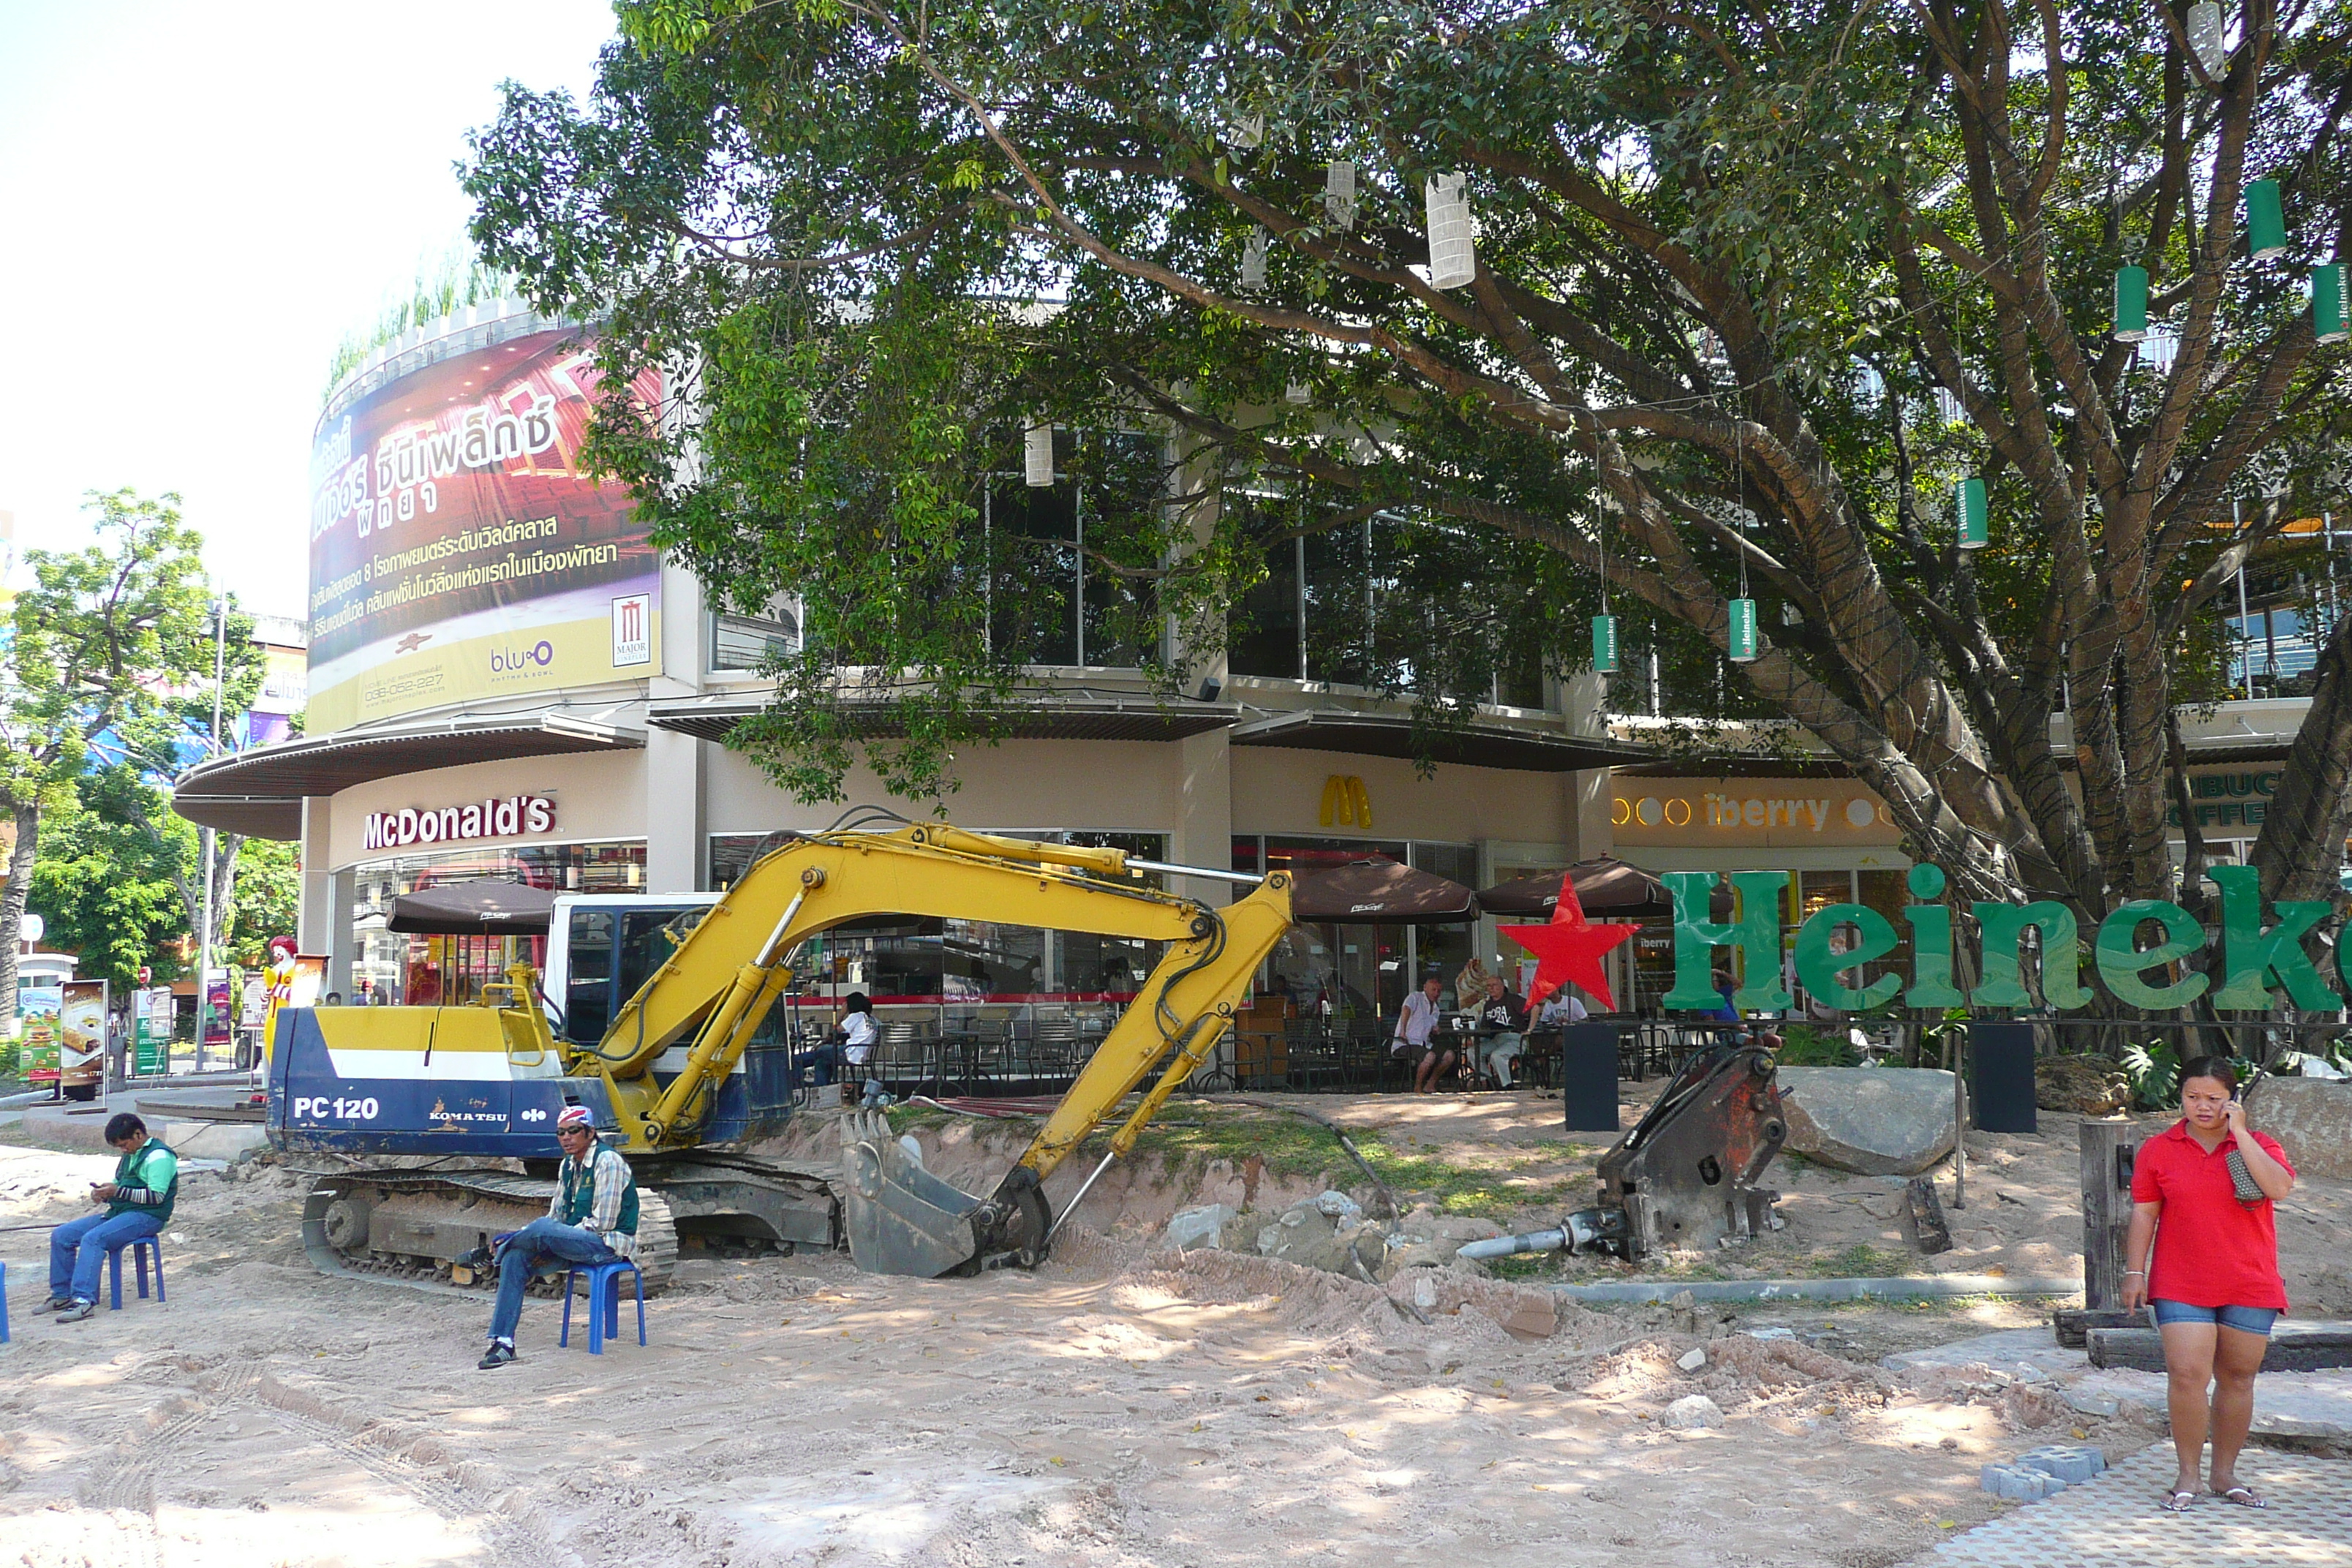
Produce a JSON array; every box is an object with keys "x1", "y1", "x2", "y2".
[{"x1": 4, "y1": 1090, "x2": 2348, "y2": 1568}]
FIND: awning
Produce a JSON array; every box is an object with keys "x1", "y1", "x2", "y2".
[
  {"x1": 1230, "y1": 710, "x2": 1653, "y2": 772},
  {"x1": 1480, "y1": 857, "x2": 1682, "y2": 919},
  {"x1": 170, "y1": 714, "x2": 645, "y2": 840},
  {"x1": 385, "y1": 880, "x2": 556, "y2": 935},
  {"x1": 646, "y1": 693, "x2": 1240, "y2": 745},
  {"x1": 1291, "y1": 859, "x2": 1480, "y2": 924}
]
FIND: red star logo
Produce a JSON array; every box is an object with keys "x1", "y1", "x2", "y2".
[{"x1": 1499, "y1": 873, "x2": 1637, "y2": 1011}]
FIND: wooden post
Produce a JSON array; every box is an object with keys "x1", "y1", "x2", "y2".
[{"x1": 2080, "y1": 1119, "x2": 2134, "y2": 1310}]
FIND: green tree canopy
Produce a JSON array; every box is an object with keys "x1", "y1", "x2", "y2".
[{"x1": 467, "y1": 0, "x2": 2352, "y2": 923}]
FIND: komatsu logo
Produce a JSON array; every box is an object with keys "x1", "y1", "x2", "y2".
[{"x1": 363, "y1": 794, "x2": 554, "y2": 851}]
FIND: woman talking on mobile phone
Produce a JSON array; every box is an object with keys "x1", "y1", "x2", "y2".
[{"x1": 2121, "y1": 1056, "x2": 2296, "y2": 1512}]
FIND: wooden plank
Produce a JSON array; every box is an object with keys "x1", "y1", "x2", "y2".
[
  {"x1": 2078, "y1": 1120, "x2": 2135, "y2": 1311},
  {"x1": 2088, "y1": 1325, "x2": 2352, "y2": 1373},
  {"x1": 2052, "y1": 1307, "x2": 2139, "y2": 1349},
  {"x1": 1904, "y1": 1176, "x2": 1952, "y2": 1254}
]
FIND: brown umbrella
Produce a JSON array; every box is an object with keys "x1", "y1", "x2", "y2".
[
  {"x1": 1290, "y1": 859, "x2": 1480, "y2": 924},
  {"x1": 386, "y1": 880, "x2": 556, "y2": 935},
  {"x1": 1477, "y1": 859, "x2": 1728, "y2": 920}
]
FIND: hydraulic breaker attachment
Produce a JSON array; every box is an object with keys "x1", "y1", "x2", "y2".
[
  {"x1": 1594, "y1": 1042, "x2": 1786, "y2": 1259},
  {"x1": 837, "y1": 1110, "x2": 1051, "y2": 1278}
]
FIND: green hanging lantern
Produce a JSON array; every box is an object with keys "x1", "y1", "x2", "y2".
[
  {"x1": 1592, "y1": 613, "x2": 1619, "y2": 674},
  {"x1": 2315, "y1": 261, "x2": 2349, "y2": 345},
  {"x1": 2245, "y1": 178, "x2": 2288, "y2": 261},
  {"x1": 1727, "y1": 597, "x2": 1759, "y2": 663},
  {"x1": 2113, "y1": 265, "x2": 2149, "y2": 342},
  {"x1": 1956, "y1": 476, "x2": 1989, "y2": 551}
]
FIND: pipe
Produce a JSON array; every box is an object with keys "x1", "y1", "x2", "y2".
[
  {"x1": 1548, "y1": 1274, "x2": 2081, "y2": 1305},
  {"x1": 1460, "y1": 1227, "x2": 1569, "y2": 1261}
]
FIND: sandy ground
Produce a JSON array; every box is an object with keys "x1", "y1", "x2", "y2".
[{"x1": 0, "y1": 1090, "x2": 2342, "y2": 1568}]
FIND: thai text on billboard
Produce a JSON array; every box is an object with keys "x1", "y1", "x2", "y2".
[{"x1": 306, "y1": 329, "x2": 663, "y2": 732}]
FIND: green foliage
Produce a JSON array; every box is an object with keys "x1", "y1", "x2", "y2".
[
  {"x1": 1777, "y1": 1025, "x2": 1861, "y2": 1068},
  {"x1": 462, "y1": 1, "x2": 2352, "y2": 905},
  {"x1": 2121, "y1": 1038, "x2": 2182, "y2": 1111},
  {"x1": 322, "y1": 248, "x2": 513, "y2": 400},
  {"x1": 26, "y1": 772, "x2": 192, "y2": 992}
]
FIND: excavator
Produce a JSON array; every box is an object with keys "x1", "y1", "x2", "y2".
[{"x1": 268, "y1": 821, "x2": 1294, "y2": 1289}]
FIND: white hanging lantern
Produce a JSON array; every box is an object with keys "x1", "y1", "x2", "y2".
[
  {"x1": 1240, "y1": 228, "x2": 1269, "y2": 291},
  {"x1": 1284, "y1": 380, "x2": 1311, "y2": 405},
  {"x1": 1228, "y1": 113, "x2": 1264, "y2": 150},
  {"x1": 1423, "y1": 173, "x2": 1477, "y2": 290},
  {"x1": 1324, "y1": 161, "x2": 1357, "y2": 230},
  {"x1": 2187, "y1": 2, "x2": 2227, "y2": 78},
  {"x1": 2139, "y1": 332, "x2": 2181, "y2": 370},
  {"x1": 1024, "y1": 422, "x2": 1055, "y2": 488}
]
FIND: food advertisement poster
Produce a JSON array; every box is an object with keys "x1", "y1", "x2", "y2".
[
  {"x1": 134, "y1": 987, "x2": 176, "y2": 1076},
  {"x1": 18, "y1": 981, "x2": 61, "y2": 1082},
  {"x1": 306, "y1": 329, "x2": 664, "y2": 733},
  {"x1": 61, "y1": 979, "x2": 106, "y2": 1090}
]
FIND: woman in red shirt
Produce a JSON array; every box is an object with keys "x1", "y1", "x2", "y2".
[{"x1": 2122, "y1": 1057, "x2": 2296, "y2": 1512}]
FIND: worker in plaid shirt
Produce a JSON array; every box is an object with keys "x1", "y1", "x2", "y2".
[{"x1": 478, "y1": 1106, "x2": 639, "y2": 1368}]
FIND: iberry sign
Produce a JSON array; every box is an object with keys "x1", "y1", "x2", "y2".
[{"x1": 1669, "y1": 863, "x2": 2338, "y2": 1014}]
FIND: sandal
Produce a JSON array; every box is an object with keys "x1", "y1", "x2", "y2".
[
  {"x1": 2161, "y1": 1490, "x2": 2198, "y2": 1512},
  {"x1": 2217, "y1": 1485, "x2": 2266, "y2": 1508}
]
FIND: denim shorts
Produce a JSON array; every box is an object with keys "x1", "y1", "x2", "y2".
[{"x1": 2150, "y1": 1300, "x2": 2281, "y2": 1336}]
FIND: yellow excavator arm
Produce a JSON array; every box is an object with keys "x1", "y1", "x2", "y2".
[{"x1": 549, "y1": 821, "x2": 1292, "y2": 1275}]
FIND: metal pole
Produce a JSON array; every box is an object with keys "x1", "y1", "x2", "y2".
[
  {"x1": 194, "y1": 595, "x2": 226, "y2": 1072},
  {"x1": 2233, "y1": 500, "x2": 2254, "y2": 698}
]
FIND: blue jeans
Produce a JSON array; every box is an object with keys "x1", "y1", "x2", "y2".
[
  {"x1": 2151, "y1": 1299, "x2": 2280, "y2": 1337},
  {"x1": 50, "y1": 1210, "x2": 164, "y2": 1303},
  {"x1": 487, "y1": 1216, "x2": 616, "y2": 1345},
  {"x1": 800, "y1": 1043, "x2": 844, "y2": 1086}
]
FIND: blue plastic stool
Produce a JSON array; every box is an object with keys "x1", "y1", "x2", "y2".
[
  {"x1": 106, "y1": 1235, "x2": 165, "y2": 1311},
  {"x1": 559, "y1": 1259, "x2": 644, "y2": 1354}
]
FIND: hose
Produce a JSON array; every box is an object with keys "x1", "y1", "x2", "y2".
[{"x1": 1458, "y1": 1227, "x2": 1571, "y2": 1261}]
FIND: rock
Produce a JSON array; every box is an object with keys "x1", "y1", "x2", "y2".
[
  {"x1": 1425, "y1": 1215, "x2": 1506, "y2": 1243},
  {"x1": 1313, "y1": 1190, "x2": 1364, "y2": 1224},
  {"x1": 2037, "y1": 1054, "x2": 2130, "y2": 1116},
  {"x1": 1662, "y1": 1394, "x2": 1724, "y2": 1430},
  {"x1": 2016, "y1": 1444, "x2": 2104, "y2": 1484},
  {"x1": 1980, "y1": 1463, "x2": 2065, "y2": 1501},
  {"x1": 1166, "y1": 1204, "x2": 1243, "y2": 1252},
  {"x1": 1413, "y1": 1274, "x2": 1439, "y2": 1310},
  {"x1": 2062, "y1": 1389, "x2": 2121, "y2": 1418},
  {"x1": 1501, "y1": 1302, "x2": 1557, "y2": 1340},
  {"x1": 2248, "y1": 1077, "x2": 2352, "y2": 1179},
  {"x1": 1746, "y1": 1327, "x2": 1795, "y2": 1343},
  {"x1": 1381, "y1": 1240, "x2": 1456, "y2": 1275},
  {"x1": 1676, "y1": 1347, "x2": 1709, "y2": 1372},
  {"x1": 1776, "y1": 1067, "x2": 1958, "y2": 1176}
]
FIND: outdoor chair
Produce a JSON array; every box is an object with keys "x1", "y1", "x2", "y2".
[
  {"x1": 107, "y1": 1235, "x2": 166, "y2": 1311},
  {"x1": 559, "y1": 1257, "x2": 647, "y2": 1355}
]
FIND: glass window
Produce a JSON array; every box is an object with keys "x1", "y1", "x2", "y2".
[
  {"x1": 1305, "y1": 519, "x2": 1373, "y2": 687},
  {"x1": 1229, "y1": 532, "x2": 1302, "y2": 679},
  {"x1": 710, "y1": 599, "x2": 801, "y2": 673},
  {"x1": 565, "y1": 909, "x2": 614, "y2": 1044},
  {"x1": 347, "y1": 840, "x2": 644, "y2": 1006},
  {"x1": 988, "y1": 480, "x2": 1078, "y2": 666}
]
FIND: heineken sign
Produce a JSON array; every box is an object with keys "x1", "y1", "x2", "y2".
[{"x1": 1665, "y1": 863, "x2": 2339, "y2": 1014}]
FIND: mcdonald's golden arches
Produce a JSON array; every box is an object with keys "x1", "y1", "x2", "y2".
[{"x1": 1319, "y1": 775, "x2": 1371, "y2": 829}]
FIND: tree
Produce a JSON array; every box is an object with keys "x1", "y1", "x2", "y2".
[
  {"x1": 0, "y1": 491, "x2": 259, "y2": 1023},
  {"x1": 466, "y1": 1, "x2": 2352, "y2": 932},
  {"x1": 26, "y1": 771, "x2": 191, "y2": 992}
]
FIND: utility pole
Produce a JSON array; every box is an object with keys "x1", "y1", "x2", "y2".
[{"x1": 193, "y1": 594, "x2": 226, "y2": 1070}]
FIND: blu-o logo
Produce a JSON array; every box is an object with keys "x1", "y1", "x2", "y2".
[{"x1": 492, "y1": 640, "x2": 556, "y2": 673}]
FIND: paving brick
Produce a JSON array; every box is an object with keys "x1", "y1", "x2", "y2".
[{"x1": 2017, "y1": 1444, "x2": 2107, "y2": 1484}]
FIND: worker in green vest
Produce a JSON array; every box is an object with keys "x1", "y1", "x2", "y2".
[
  {"x1": 48, "y1": 1113, "x2": 176, "y2": 1322},
  {"x1": 478, "y1": 1105, "x2": 639, "y2": 1368}
]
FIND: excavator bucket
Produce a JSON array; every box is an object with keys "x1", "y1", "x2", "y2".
[
  {"x1": 837, "y1": 1109, "x2": 1054, "y2": 1277},
  {"x1": 839, "y1": 1109, "x2": 987, "y2": 1277}
]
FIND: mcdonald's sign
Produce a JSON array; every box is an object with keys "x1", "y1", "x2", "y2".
[{"x1": 1319, "y1": 774, "x2": 1372, "y2": 829}]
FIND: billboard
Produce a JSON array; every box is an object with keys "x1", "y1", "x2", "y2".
[
  {"x1": 18, "y1": 981, "x2": 61, "y2": 1082},
  {"x1": 61, "y1": 979, "x2": 106, "y2": 1092},
  {"x1": 307, "y1": 328, "x2": 663, "y2": 733}
]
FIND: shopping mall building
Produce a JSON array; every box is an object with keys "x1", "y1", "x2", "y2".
[{"x1": 170, "y1": 300, "x2": 2321, "y2": 1025}]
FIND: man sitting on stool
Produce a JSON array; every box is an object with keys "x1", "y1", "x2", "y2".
[
  {"x1": 48, "y1": 1113, "x2": 178, "y2": 1321},
  {"x1": 478, "y1": 1106, "x2": 638, "y2": 1369}
]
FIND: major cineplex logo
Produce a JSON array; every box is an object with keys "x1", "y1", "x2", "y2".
[
  {"x1": 362, "y1": 795, "x2": 555, "y2": 851},
  {"x1": 1668, "y1": 862, "x2": 2352, "y2": 1013}
]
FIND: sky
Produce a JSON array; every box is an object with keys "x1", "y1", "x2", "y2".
[{"x1": 0, "y1": 1, "x2": 618, "y2": 621}]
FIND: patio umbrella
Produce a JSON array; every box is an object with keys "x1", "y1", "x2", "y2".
[
  {"x1": 1290, "y1": 859, "x2": 1480, "y2": 924},
  {"x1": 385, "y1": 880, "x2": 557, "y2": 935},
  {"x1": 1477, "y1": 859, "x2": 1730, "y2": 920}
]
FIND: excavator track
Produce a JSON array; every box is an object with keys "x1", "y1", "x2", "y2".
[{"x1": 301, "y1": 1169, "x2": 679, "y2": 1298}]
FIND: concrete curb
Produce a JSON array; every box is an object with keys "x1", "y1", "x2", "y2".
[{"x1": 1548, "y1": 1274, "x2": 2081, "y2": 1304}]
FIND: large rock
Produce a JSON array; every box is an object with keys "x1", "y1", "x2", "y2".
[
  {"x1": 2250, "y1": 1077, "x2": 2352, "y2": 1179},
  {"x1": 1256, "y1": 1196, "x2": 1388, "y2": 1276},
  {"x1": 1166, "y1": 1204, "x2": 1244, "y2": 1251},
  {"x1": 2037, "y1": 1054, "x2": 2129, "y2": 1116},
  {"x1": 1777, "y1": 1066, "x2": 1957, "y2": 1176}
]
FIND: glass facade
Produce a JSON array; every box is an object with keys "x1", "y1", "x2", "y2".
[
  {"x1": 349, "y1": 841, "x2": 647, "y2": 1006},
  {"x1": 1232, "y1": 833, "x2": 1478, "y2": 1024}
]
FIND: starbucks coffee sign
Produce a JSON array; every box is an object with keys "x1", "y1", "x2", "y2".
[{"x1": 1670, "y1": 862, "x2": 2338, "y2": 1014}]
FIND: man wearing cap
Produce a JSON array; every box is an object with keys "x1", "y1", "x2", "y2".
[{"x1": 478, "y1": 1106, "x2": 640, "y2": 1368}]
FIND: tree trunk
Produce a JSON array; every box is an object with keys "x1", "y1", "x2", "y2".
[{"x1": 0, "y1": 803, "x2": 39, "y2": 1046}]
